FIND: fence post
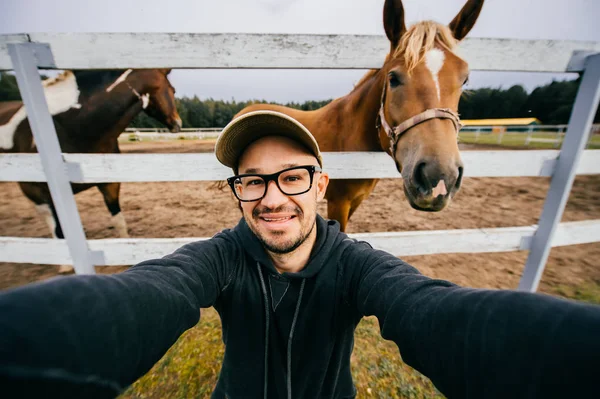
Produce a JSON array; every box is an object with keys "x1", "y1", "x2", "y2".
[
  {"x1": 496, "y1": 127, "x2": 505, "y2": 144},
  {"x1": 554, "y1": 127, "x2": 562, "y2": 148},
  {"x1": 518, "y1": 53, "x2": 600, "y2": 292},
  {"x1": 8, "y1": 43, "x2": 96, "y2": 275},
  {"x1": 525, "y1": 126, "x2": 533, "y2": 147}
]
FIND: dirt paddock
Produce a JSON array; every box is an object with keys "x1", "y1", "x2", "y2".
[{"x1": 1, "y1": 140, "x2": 599, "y2": 298}]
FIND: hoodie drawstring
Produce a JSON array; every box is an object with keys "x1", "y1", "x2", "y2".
[
  {"x1": 256, "y1": 264, "x2": 270, "y2": 399},
  {"x1": 287, "y1": 279, "x2": 306, "y2": 399}
]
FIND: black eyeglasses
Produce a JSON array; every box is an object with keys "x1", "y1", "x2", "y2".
[{"x1": 227, "y1": 165, "x2": 322, "y2": 202}]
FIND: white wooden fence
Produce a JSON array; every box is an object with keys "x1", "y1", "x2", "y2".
[{"x1": 1, "y1": 33, "x2": 599, "y2": 292}]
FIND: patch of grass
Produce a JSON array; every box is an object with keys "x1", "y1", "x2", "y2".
[
  {"x1": 352, "y1": 316, "x2": 444, "y2": 398},
  {"x1": 119, "y1": 310, "x2": 444, "y2": 398},
  {"x1": 554, "y1": 281, "x2": 600, "y2": 305}
]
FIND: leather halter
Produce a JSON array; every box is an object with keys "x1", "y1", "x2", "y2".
[
  {"x1": 125, "y1": 82, "x2": 150, "y2": 109},
  {"x1": 376, "y1": 86, "x2": 463, "y2": 156}
]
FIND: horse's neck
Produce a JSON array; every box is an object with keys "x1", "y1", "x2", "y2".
[
  {"x1": 314, "y1": 70, "x2": 384, "y2": 152},
  {"x1": 74, "y1": 85, "x2": 143, "y2": 142}
]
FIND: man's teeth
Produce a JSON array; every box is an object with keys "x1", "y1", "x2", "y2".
[{"x1": 263, "y1": 216, "x2": 292, "y2": 221}]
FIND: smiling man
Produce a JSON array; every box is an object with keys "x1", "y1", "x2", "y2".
[{"x1": 0, "y1": 111, "x2": 599, "y2": 399}]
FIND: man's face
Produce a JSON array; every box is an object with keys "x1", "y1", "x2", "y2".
[{"x1": 236, "y1": 136, "x2": 329, "y2": 254}]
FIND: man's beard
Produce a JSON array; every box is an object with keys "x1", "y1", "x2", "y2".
[{"x1": 249, "y1": 205, "x2": 316, "y2": 254}]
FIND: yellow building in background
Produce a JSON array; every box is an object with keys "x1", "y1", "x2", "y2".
[{"x1": 461, "y1": 118, "x2": 541, "y2": 126}]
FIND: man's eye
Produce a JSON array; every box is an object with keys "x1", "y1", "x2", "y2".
[
  {"x1": 285, "y1": 175, "x2": 302, "y2": 182},
  {"x1": 247, "y1": 179, "x2": 264, "y2": 186}
]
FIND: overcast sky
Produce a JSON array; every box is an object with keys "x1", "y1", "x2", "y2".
[{"x1": 1, "y1": 0, "x2": 599, "y2": 102}]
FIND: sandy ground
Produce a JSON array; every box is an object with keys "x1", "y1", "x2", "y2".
[{"x1": 1, "y1": 140, "x2": 598, "y2": 296}]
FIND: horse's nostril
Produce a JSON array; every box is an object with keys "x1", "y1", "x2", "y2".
[
  {"x1": 455, "y1": 166, "x2": 464, "y2": 189},
  {"x1": 413, "y1": 162, "x2": 429, "y2": 195}
]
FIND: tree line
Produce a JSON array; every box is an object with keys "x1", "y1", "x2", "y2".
[{"x1": 1, "y1": 72, "x2": 598, "y2": 127}]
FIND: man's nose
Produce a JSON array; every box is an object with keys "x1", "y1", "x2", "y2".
[{"x1": 260, "y1": 180, "x2": 288, "y2": 208}]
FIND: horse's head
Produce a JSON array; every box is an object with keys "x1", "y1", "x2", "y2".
[
  {"x1": 377, "y1": 0, "x2": 483, "y2": 212},
  {"x1": 133, "y1": 69, "x2": 182, "y2": 133}
]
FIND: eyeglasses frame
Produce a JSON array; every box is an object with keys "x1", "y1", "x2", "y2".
[{"x1": 226, "y1": 165, "x2": 323, "y2": 202}]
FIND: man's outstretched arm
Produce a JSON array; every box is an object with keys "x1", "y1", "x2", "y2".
[
  {"x1": 0, "y1": 233, "x2": 239, "y2": 398},
  {"x1": 347, "y1": 242, "x2": 600, "y2": 398}
]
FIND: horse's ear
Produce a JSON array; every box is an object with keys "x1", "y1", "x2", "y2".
[
  {"x1": 158, "y1": 68, "x2": 172, "y2": 76},
  {"x1": 448, "y1": 0, "x2": 485, "y2": 41},
  {"x1": 383, "y1": 0, "x2": 406, "y2": 53}
]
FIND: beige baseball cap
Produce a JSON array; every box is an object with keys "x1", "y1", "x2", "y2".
[{"x1": 215, "y1": 110, "x2": 323, "y2": 169}]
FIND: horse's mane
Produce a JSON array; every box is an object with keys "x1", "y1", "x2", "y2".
[
  {"x1": 41, "y1": 70, "x2": 127, "y2": 96},
  {"x1": 351, "y1": 21, "x2": 458, "y2": 93},
  {"x1": 42, "y1": 71, "x2": 76, "y2": 88},
  {"x1": 393, "y1": 21, "x2": 458, "y2": 74},
  {"x1": 72, "y1": 70, "x2": 127, "y2": 97}
]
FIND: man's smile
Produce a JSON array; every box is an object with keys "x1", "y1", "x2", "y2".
[{"x1": 257, "y1": 213, "x2": 298, "y2": 229}]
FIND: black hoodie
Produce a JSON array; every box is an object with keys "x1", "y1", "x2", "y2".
[{"x1": 0, "y1": 216, "x2": 599, "y2": 398}]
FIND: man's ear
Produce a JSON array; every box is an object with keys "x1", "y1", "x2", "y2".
[{"x1": 316, "y1": 172, "x2": 329, "y2": 201}]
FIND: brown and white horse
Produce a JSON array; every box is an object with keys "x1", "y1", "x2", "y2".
[
  {"x1": 0, "y1": 69, "x2": 181, "y2": 270},
  {"x1": 236, "y1": 0, "x2": 484, "y2": 231}
]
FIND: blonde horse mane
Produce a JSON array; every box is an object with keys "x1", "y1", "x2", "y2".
[
  {"x1": 352, "y1": 21, "x2": 459, "y2": 92},
  {"x1": 393, "y1": 21, "x2": 459, "y2": 74}
]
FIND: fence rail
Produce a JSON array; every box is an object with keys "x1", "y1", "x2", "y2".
[
  {"x1": 2, "y1": 220, "x2": 598, "y2": 266},
  {"x1": 2, "y1": 33, "x2": 600, "y2": 71},
  {"x1": 1, "y1": 150, "x2": 599, "y2": 182}
]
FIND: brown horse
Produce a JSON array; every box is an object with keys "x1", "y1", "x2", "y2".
[
  {"x1": 235, "y1": 0, "x2": 484, "y2": 231},
  {"x1": 0, "y1": 69, "x2": 181, "y2": 249}
]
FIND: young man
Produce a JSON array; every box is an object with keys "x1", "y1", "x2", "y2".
[{"x1": 0, "y1": 111, "x2": 599, "y2": 399}]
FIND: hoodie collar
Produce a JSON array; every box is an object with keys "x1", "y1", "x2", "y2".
[{"x1": 233, "y1": 214, "x2": 342, "y2": 279}]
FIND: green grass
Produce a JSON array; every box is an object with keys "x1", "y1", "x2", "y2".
[
  {"x1": 458, "y1": 132, "x2": 600, "y2": 149},
  {"x1": 553, "y1": 280, "x2": 600, "y2": 305},
  {"x1": 351, "y1": 317, "x2": 443, "y2": 399}
]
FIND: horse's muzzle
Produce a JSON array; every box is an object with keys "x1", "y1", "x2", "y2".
[{"x1": 403, "y1": 159, "x2": 463, "y2": 211}]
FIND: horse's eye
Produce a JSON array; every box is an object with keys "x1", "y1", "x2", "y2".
[
  {"x1": 388, "y1": 72, "x2": 402, "y2": 88},
  {"x1": 462, "y1": 74, "x2": 470, "y2": 87}
]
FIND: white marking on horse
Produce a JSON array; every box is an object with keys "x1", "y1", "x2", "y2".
[
  {"x1": 106, "y1": 69, "x2": 133, "y2": 92},
  {"x1": 111, "y1": 213, "x2": 129, "y2": 238},
  {"x1": 432, "y1": 180, "x2": 448, "y2": 198},
  {"x1": 175, "y1": 115, "x2": 183, "y2": 130},
  {"x1": 0, "y1": 107, "x2": 27, "y2": 149},
  {"x1": 425, "y1": 48, "x2": 445, "y2": 101},
  {"x1": 35, "y1": 204, "x2": 57, "y2": 238},
  {"x1": 141, "y1": 93, "x2": 150, "y2": 109},
  {"x1": 0, "y1": 71, "x2": 81, "y2": 150}
]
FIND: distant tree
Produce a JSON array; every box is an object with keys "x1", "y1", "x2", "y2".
[
  {"x1": 524, "y1": 79, "x2": 584, "y2": 124},
  {"x1": 504, "y1": 85, "x2": 528, "y2": 117},
  {"x1": 213, "y1": 101, "x2": 235, "y2": 127},
  {"x1": 182, "y1": 96, "x2": 212, "y2": 127},
  {"x1": 0, "y1": 72, "x2": 21, "y2": 101},
  {"x1": 0, "y1": 72, "x2": 51, "y2": 102}
]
